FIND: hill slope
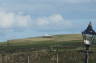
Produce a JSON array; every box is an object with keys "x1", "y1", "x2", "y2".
[{"x1": 3, "y1": 34, "x2": 82, "y2": 47}]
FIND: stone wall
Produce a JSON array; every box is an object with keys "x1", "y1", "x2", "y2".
[{"x1": 0, "y1": 51, "x2": 95, "y2": 63}]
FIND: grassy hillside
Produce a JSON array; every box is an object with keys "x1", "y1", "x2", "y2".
[
  {"x1": 0, "y1": 34, "x2": 84, "y2": 51},
  {"x1": 0, "y1": 34, "x2": 96, "y2": 63},
  {"x1": 5, "y1": 34, "x2": 82, "y2": 46}
]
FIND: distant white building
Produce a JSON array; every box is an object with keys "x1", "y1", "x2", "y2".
[
  {"x1": 42, "y1": 34, "x2": 52, "y2": 38},
  {"x1": 44, "y1": 34, "x2": 51, "y2": 36}
]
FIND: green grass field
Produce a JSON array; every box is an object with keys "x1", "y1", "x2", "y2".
[
  {"x1": 0, "y1": 34, "x2": 83, "y2": 48},
  {"x1": 0, "y1": 34, "x2": 85, "y2": 53},
  {"x1": 0, "y1": 34, "x2": 96, "y2": 63},
  {"x1": 0, "y1": 34, "x2": 96, "y2": 51},
  {"x1": 1, "y1": 34, "x2": 82, "y2": 46}
]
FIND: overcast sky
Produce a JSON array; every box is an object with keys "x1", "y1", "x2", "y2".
[{"x1": 0, "y1": 0, "x2": 96, "y2": 41}]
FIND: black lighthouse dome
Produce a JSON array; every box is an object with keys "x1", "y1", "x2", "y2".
[{"x1": 82, "y1": 22, "x2": 96, "y2": 35}]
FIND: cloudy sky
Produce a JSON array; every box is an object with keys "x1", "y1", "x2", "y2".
[{"x1": 0, "y1": 0, "x2": 96, "y2": 41}]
